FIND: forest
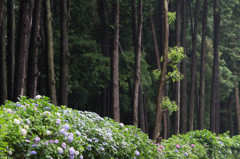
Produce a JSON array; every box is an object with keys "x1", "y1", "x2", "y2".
[{"x1": 0, "y1": 0, "x2": 240, "y2": 142}]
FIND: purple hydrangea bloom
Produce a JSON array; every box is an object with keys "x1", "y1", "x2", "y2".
[
  {"x1": 175, "y1": 149, "x2": 178, "y2": 153},
  {"x1": 32, "y1": 144, "x2": 37, "y2": 147},
  {"x1": 57, "y1": 147, "x2": 64, "y2": 154},
  {"x1": 59, "y1": 128, "x2": 65, "y2": 134},
  {"x1": 49, "y1": 140, "x2": 55, "y2": 144},
  {"x1": 55, "y1": 139, "x2": 59, "y2": 144},
  {"x1": 69, "y1": 147, "x2": 75, "y2": 155},
  {"x1": 44, "y1": 107, "x2": 51, "y2": 110},
  {"x1": 191, "y1": 144, "x2": 195, "y2": 148},
  {"x1": 176, "y1": 144, "x2": 180, "y2": 149},
  {"x1": 62, "y1": 142, "x2": 67, "y2": 149},
  {"x1": 56, "y1": 119, "x2": 61, "y2": 125},
  {"x1": 69, "y1": 133, "x2": 74, "y2": 137},
  {"x1": 26, "y1": 119, "x2": 31, "y2": 125},
  {"x1": 25, "y1": 139, "x2": 30, "y2": 143},
  {"x1": 75, "y1": 130, "x2": 81, "y2": 136},
  {"x1": 79, "y1": 155, "x2": 83, "y2": 159},
  {"x1": 63, "y1": 124, "x2": 70, "y2": 130},
  {"x1": 184, "y1": 152, "x2": 188, "y2": 156},
  {"x1": 35, "y1": 137, "x2": 40, "y2": 143},
  {"x1": 135, "y1": 150, "x2": 140, "y2": 156},
  {"x1": 31, "y1": 151, "x2": 37, "y2": 155},
  {"x1": 68, "y1": 136, "x2": 74, "y2": 143}
]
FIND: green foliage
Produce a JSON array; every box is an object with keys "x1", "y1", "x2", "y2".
[
  {"x1": 0, "y1": 96, "x2": 161, "y2": 159},
  {"x1": 161, "y1": 97, "x2": 178, "y2": 112},
  {"x1": 168, "y1": 12, "x2": 176, "y2": 25},
  {"x1": 159, "y1": 130, "x2": 240, "y2": 158}
]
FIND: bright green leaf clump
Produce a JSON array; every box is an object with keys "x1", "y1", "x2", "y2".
[{"x1": 0, "y1": 96, "x2": 161, "y2": 159}]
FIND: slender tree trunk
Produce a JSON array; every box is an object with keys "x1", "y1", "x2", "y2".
[
  {"x1": 158, "y1": 0, "x2": 164, "y2": 56},
  {"x1": 133, "y1": 0, "x2": 143, "y2": 126},
  {"x1": 112, "y1": 1, "x2": 120, "y2": 122},
  {"x1": 27, "y1": 0, "x2": 41, "y2": 98},
  {"x1": 188, "y1": 0, "x2": 200, "y2": 131},
  {"x1": 174, "y1": 0, "x2": 181, "y2": 135},
  {"x1": 139, "y1": 84, "x2": 146, "y2": 132},
  {"x1": 150, "y1": 15, "x2": 160, "y2": 70},
  {"x1": 153, "y1": 0, "x2": 169, "y2": 141},
  {"x1": 0, "y1": 0, "x2": 7, "y2": 104},
  {"x1": 227, "y1": 94, "x2": 233, "y2": 136},
  {"x1": 45, "y1": 0, "x2": 57, "y2": 104},
  {"x1": 59, "y1": 0, "x2": 70, "y2": 105},
  {"x1": 13, "y1": 0, "x2": 34, "y2": 101},
  {"x1": 143, "y1": 88, "x2": 148, "y2": 133},
  {"x1": 199, "y1": 0, "x2": 208, "y2": 130},
  {"x1": 7, "y1": 0, "x2": 15, "y2": 101},
  {"x1": 234, "y1": 85, "x2": 240, "y2": 134},
  {"x1": 210, "y1": 0, "x2": 220, "y2": 134}
]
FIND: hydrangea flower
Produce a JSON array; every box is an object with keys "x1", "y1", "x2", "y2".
[
  {"x1": 44, "y1": 107, "x2": 51, "y2": 110},
  {"x1": 24, "y1": 125, "x2": 29, "y2": 129},
  {"x1": 35, "y1": 137, "x2": 40, "y2": 143},
  {"x1": 56, "y1": 112, "x2": 61, "y2": 117},
  {"x1": 56, "y1": 119, "x2": 61, "y2": 125},
  {"x1": 63, "y1": 124, "x2": 70, "y2": 130},
  {"x1": 32, "y1": 144, "x2": 37, "y2": 147},
  {"x1": 176, "y1": 144, "x2": 180, "y2": 149},
  {"x1": 55, "y1": 139, "x2": 59, "y2": 144},
  {"x1": 75, "y1": 130, "x2": 81, "y2": 136},
  {"x1": 135, "y1": 150, "x2": 140, "y2": 156},
  {"x1": 69, "y1": 147, "x2": 75, "y2": 156},
  {"x1": 57, "y1": 147, "x2": 64, "y2": 154},
  {"x1": 62, "y1": 142, "x2": 67, "y2": 149},
  {"x1": 75, "y1": 151, "x2": 79, "y2": 156},
  {"x1": 119, "y1": 123, "x2": 124, "y2": 128},
  {"x1": 175, "y1": 149, "x2": 178, "y2": 153},
  {"x1": 59, "y1": 128, "x2": 65, "y2": 134},
  {"x1": 21, "y1": 129, "x2": 27, "y2": 136},
  {"x1": 68, "y1": 136, "x2": 74, "y2": 143},
  {"x1": 158, "y1": 148, "x2": 162, "y2": 152},
  {"x1": 160, "y1": 145, "x2": 164, "y2": 149},
  {"x1": 184, "y1": 152, "x2": 188, "y2": 156},
  {"x1": 191, "y1": 144, "x2": 195, "y2": 148},
  {"x1": 35, "y1": 95, "x2": 42, "y2": 99},
  {"x1": 31, "y1": 151, "x2": 37, "y2": 155},
  {"x1": 49, "y1": 140, "x2": 55, "y2": 144},
  {"x1": 79, "y1": 155, "x2": 83, "y2": 159},
  {"x1": 46, "y1": 130, "x2": 51, "y2": 135},
  {"x1": 14, "y1": 119, "x2": 20, "y2": 125},
  {"x1": 25, "y1": 139, "x2": 30, "y2": 143},
  {"x1": 8, "y1": 151, "x2": 12, "y2": 155}
]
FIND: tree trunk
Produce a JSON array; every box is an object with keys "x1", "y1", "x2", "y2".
[
  {"x1": 210, "y1": 0, "x2": 220, "y2": 134},
  {"x1": 180, "y1": 0, "x2": 187, "y2": 134},
  {"x1": 133, "y1": 0, "x2": 143, "y2": 126},
  {"x1": 112, "y1": 1, "x2": 120, "y2": 122},
  {"x1": 139, "y1": 84, "x2": 146, "y2": 132},
  {"x1": 158, "y1": 0, "x2": 164, "y2": 56},
  {"x1": 7, "y1": 0, "x2": 15, "y2": 101},
  {"x1": 27, "y1": 0, "x2": 41, "y2": 98},
  {"x1": 13, "y1": 0, "x2": 34, "y2": 101},
  {"x1": 0, "y1": 0, "x2": 7, "y2": 104},
  {"x1": 234, "y1": 85, "x2": 240, "y2": 134},
  {"x1": 174, "y1": 0, "x2": 181, "y2": 135},
  {"x1": 199, "y1": 0, "x2": 208, "y2": 130},
  {"x1": 153, "y1": 0, "x2": 169, "y2": 141},
  {"x1": 59, "y1": 0, "x2": 70, "y2": 105},
  {"x1": 45, "y1": 0, "x2": 57, "y2": 105},
  {"x1": 227, "y1": 94, "x2": 233, "y2": 136},
  {"x1": 150, "y1": 15, "x2": 160, "y2": 70},
  {"x1": 188, "y1": 0, "x2": 199, "y2": 131}
]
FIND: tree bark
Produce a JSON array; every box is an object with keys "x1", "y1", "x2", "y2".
[
  {"x1": 27, "y1": 0, "x2": 42, "y2": 98},
  {"x1": 174, "y1": 0, "x2": 181, "y2": 135},
  {"x1": 227, "y1": 94, "x2": 233, "y2": 136},
  {"x1": 210, "y1": 0, "x2": 220, "y2": 134},
  {"x1": 0, "y1": 0, "x2": 7, "y2": 104},
  {"x1": 45, "y1": 0, "x2": 57, "y2": 105},
  {"x1": 234, "y1": 85, "x2": 240, "y2": 134},
  {"x1": 7, "y1": 0, "x2": 15, "y2": 101},
  {"x1": 188, "y1": 0, "x2": 200, "y2": 131},
  {"x1": 59, "y1": 0, "x2": 70, "y2": 105},
  {"x1": 13, "y1": 0, "x2": 34, "y2": 101},
  {"x1": 150, "y1": 15, "x2": 161, "y2": 70},
  {"x1": 158, "y1": 0, "x2": 164, "y2": 56},
  {"x1": 112, "y1": 1, "x2": 120, "y2": 122},
  {"x1": 133, "y1": 0, "x2": 143, "y2": 126},
  {"x1": 139, "y1": 85, "x2": 146, "y2": 132},
  {"x1": 199, "y1": 0, "x2": 208, "y2": 130},
  {"x1": 153, "y1": 0, "x2": 169, "y2": 141},
  {"x1": 180, "y1": 0, "x2": 187, "y2": 134}
]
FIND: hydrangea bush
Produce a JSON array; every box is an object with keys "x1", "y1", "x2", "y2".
[{"x1": 0, "y1": 96, "x2": 161, "y2": 159}]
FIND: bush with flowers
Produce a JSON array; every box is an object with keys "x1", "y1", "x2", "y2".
[
  {"x1": 159, "y1": 129, "x2": 240, "y2": 158},
  {"x1": 0, "y1": 96, "x2": 161, "y2": 159}
]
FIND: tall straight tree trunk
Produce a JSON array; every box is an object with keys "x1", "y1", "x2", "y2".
[
  {"x1": 153, "y1": 0, "x2": 169, "y2": 141},
  {"x1": 133, "y1": 0, "x2": 143, "y2": 126},
  {"x1": 199, "y1": 0, "x2": 208, "y2": 130},
  {"x1": 227, "y1": 94, "x2": 233, "y2": 136},
  {"x1": 97, "y1": 0, "x2": 109, "y2": 117},
  {"x1": 13, "y1": 0, "x2": 34, "y2": 101},
  {"x1": 174, "y1": 0, "x2": 181, "y2": 135},
  {"x1": 59, "y1": 0, "x2": 70, "y2": 105},
  {"x1": 27, "y1": 0, "x2": 41, "y2": 98},
  {"x1": 139, "y1": 85, "x2": 146, "y2": 132},
  {"x1": 150, "y1": 15, "x2": 160, "y2": 70},
  {"x1": 112, "y1": 0, "x2": 120, "y2": 122},
  {"x1": 0, "y1": 0, "x2": 7, "y2": 104},
  {"x1": 45, "y1": 0, "x2": 57, "y2": 105},
  {"x1": 210, "y1": 0, "x2": 220, "y2": 134},
  {"x1": 180, "y1": 0, "x2": 187, "y2": 134},
  {"x1": 158, "y1": 0, "x2": 164, "y2": 56},
  {"x1": 7, "y1": 0, "x2": 15, "y2": 100},
  {"x1": 188, "y1": 0, "x2": 200, "y2": 131},
  {"x1": 234, "y1": 85, "x2": 240, "y2": 134}
]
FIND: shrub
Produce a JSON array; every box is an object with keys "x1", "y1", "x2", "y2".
[{"x1": 0, "y1": 96, "x2": 160, "y2": 159}]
